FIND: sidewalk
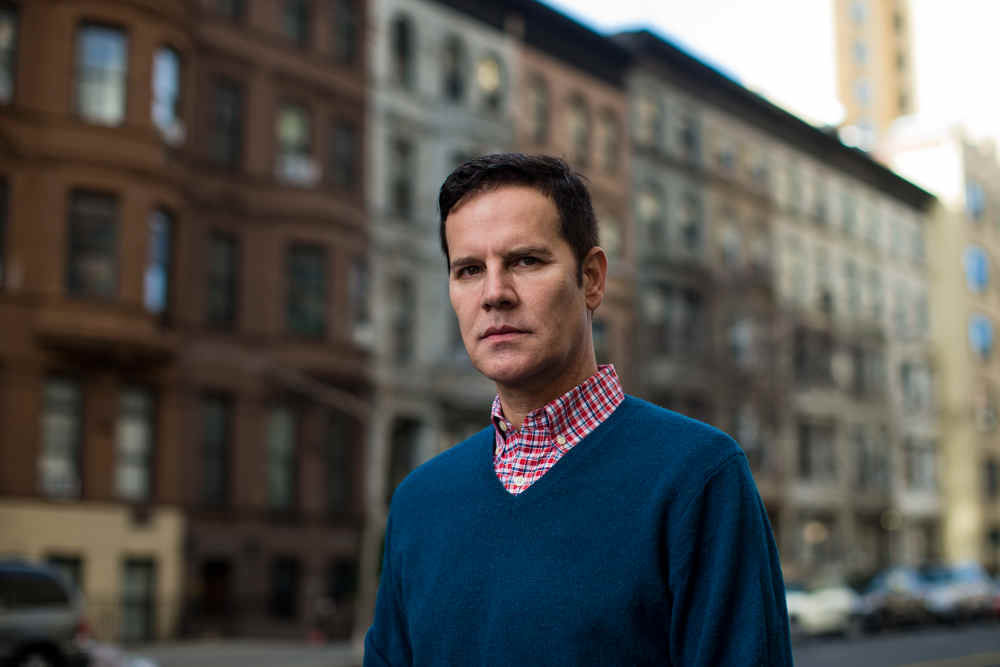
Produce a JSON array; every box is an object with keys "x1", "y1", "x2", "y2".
[{"x1": 128, "y1": 639, "x2": 359, "y2": 667}]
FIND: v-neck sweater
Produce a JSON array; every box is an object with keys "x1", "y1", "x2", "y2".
[{"x1": 364, "y1": 395, "x2": 793, "y2": 666}]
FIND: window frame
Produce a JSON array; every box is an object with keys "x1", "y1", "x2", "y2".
[{"x1": 75, "y1": 23, "x2": 129, "y2": 126}]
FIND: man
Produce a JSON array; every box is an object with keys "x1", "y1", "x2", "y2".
[{"x1": 365, "y1": 154, "x2": 792, "y2": 665}]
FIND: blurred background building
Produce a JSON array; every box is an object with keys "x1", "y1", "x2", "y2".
[
  {"x1": 0, "y1": 0, "x2": 994, "y2": 649},
  {"x1": 833, "y1": 0, "x2": 916, "y2": 149}
]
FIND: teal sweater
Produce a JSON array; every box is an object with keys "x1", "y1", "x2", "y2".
[{"x1": 365, "y1": 396, "x2": 793, "y2": 666}]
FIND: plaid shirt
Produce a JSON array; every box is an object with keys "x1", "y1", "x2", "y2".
[{"x1": 491, "y1": 364, "x2": 625, "y2": 495}]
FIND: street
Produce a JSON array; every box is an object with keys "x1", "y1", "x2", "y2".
[
  {"x1": 795, "y1": 623, "x2": 1000, "y2": 667},
  {"x1": 123, "y1": 624, "x2": 1000, "y2": 667}
]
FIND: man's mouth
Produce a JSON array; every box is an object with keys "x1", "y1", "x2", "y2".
[{"x1": 481, "y1": 326, "x2": 528, "y2": 340}]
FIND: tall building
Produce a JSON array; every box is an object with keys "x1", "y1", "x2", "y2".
[
  {"x1": 881, "y1": 122, "x2": 1000, "y2": 570},
  {"x1": 616, "y1": 29, "x2": 937, "y2": 580},
  {"x1": 833, "y1": 0, "x2": 917, "y2": 148},
  {"x1": 0, "y1": 0, "x2": 370, "y2": 641}
]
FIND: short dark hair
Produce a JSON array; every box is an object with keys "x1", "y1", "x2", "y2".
[{"x1": 438, "y1": 153, "x2": 599, "y2": 284}]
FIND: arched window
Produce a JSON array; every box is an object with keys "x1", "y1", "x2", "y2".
[
  {"x1": 390, "y1": 14, "x2": 415, "y2": 89},
  {"x1": 567, "y1": 94, "x2": 590, "y2": 167},
  {"x1": 441, "y1": 35, "x2": 466, "y2": 103}
]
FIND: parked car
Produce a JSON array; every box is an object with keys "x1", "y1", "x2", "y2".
[
  {"x1": 920, "y1": 562, "x2": 995, "y2": 623},
  {"x1": 785, "y1": 579, "x2": 861, "y2": 638},
  {"x1": 855, "y1": 566, "x2": 929, "y2": 632},
  {"x1": 0, "y1": 560, "x2": 90, "y2": 667}
]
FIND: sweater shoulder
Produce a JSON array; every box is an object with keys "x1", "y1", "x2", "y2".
[
  {"x1": 389, "y1": 425, "x2": 491, "y2": 508},
  {"x1": 615, "y1": 395, "x2": 744, "y2": 474}
]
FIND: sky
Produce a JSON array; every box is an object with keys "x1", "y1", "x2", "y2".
[{"x1": 541, "y1": 0, "x2": 1000, "y2": 145}]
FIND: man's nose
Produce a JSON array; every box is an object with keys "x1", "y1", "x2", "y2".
[{"x1": 482, "y1": 267, "x2": 516, "y2": 310}]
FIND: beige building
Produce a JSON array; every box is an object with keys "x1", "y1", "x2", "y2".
[
  {"x1": 618, "y1": 29, "x2": 937, "y2": 581},
  {"x1": 881, "y1": 123, "x2": 1000, "y2": 570},
  {"x1": 833, "y1": 0, "x2": 916, "y2": 148}
]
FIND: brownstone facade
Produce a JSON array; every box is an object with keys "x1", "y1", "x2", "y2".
[{"x1": 0, "y1": 0, "x2": 369, "y2": 640}]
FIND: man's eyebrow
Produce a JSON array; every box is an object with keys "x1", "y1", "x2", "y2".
[
  {"x1": 504, "y1": 246, "x2": 553, "y2": 259},
  {"x1": 449, "y1": 256, "x2": 480, "y2": 271},
  {"x1": 449, "y1": 247, "x2": 553, "y2": 271}
]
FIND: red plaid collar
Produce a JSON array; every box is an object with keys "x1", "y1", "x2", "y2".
[{"x1": 490, "y1": 364, "x2": 624, "y2": 456}]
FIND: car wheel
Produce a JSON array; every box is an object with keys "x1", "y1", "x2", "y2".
[{"x1": 14, "y1": 650, "x2": 59, "y2": 667}]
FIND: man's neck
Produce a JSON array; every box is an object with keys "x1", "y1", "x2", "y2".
[{"x1": 497, "y1": 361, "x2": 599, "y2": 430}]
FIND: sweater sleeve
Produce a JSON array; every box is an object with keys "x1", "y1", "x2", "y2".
[
  {"x1": 364, "y1": 513, "x2": 412, "y2": 667},
  {"x1": 666, "y1": 452, "x2": 793, "y2": 666}
]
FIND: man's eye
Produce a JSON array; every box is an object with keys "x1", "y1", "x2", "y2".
[
  {"x1": 515, "y1": 256, "x2": 539, "y2": 267},
  {"x1": 456, "y1": 265, "x2": 482, "y2": 278}
]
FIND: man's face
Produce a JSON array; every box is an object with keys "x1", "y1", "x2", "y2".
[{"x1": 446, "y1": 185, "x2": 605, "y2": 398}]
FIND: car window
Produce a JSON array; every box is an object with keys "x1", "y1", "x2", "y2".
[{"x1": 0, "y1": 571, "x2": 70, "y2": 608}]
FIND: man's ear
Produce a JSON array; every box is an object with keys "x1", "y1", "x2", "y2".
[{"x1": 581, "y1": 246, "x2": 608, "y2": 312}]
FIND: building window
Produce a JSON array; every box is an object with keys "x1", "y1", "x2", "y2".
[
  {"x1": 844, "y1": 259, "x2": 860, "y2": 317},
  {"x1": 814, "y1": 245, "x2": 833, "y2": 314},
  {"x1": 597, "y1": 110, "x2": 620, "y2": 174},
  {"x1": 67, "y1": 191, "x2": 118, "y2": 299},
  {"x1": 325, "y1": 412, "x2": 352, "y2": 512},
  {"x1": 151, "y1": 47, "x2": 181, "y2": 138},
  {"x1": 527, "y1": 76, "x2": 548, "y2": 144},
  {"x1": 200, "y1": 394, "x2": 231, "y2": 507},
  {"x1": 476, "y1": 55, "x2": 504, "y2": 112},
  {"x1": 206, "y1": 231, "x2": 238, "y2": 328},
  {"x1": 275, "y1": 103, "x2": 315, "y2": 185},
  {"x1": 332, "y1": 0, "x2": 358, "y2": 65},
  {"x1": 854, "y1": 79, "x2": 871, "y2": 106},
  {"x1": 797, "y1": 421, "x2": 837, "y2": 481},
  {"x1": 328, "y1": 119, "x2": 358, "y2": 190},
  {"x1": 349, "y1": 256, "x2": 372, "y2": 346},
  {"x1": 567, "y1": 95, "x2": 590, "y2": 167},
  {"x1": 970, "y1": 314, "x2": 994, "y2": 361},
  {"x1": 269, "y1": 557, "x2": 300, "y2": 619},
  {"x1": 327, "y1": 558, "x2": 358, "y2": 607},
  {"x1": 121, "y1": 559, "x2": 156, "y2": 642},
  {"x1": 76, "y1": 25, "x2": 127, "y2": 125},
  {"x1": 210, "y1": 77, "x2": 243, "y2": 167},
  {"x1": 287, "y1": 244, "x2": 326, "y2": 338},
  {"x1": 985, "y1": 459, "x2": 999, "y2": 500},
  {"x1": 966, "y1": 181, "x2": 986, "y2": 221},
  {"x1": 441, "y1": 35, "x2": 466, "y2": 103},
  {"x1": 390, "y1": 276, "x2": 415, "y2": 364},
  {"x1": 869, "y1": 268, "x2": 882, "y2": 321},
  {"x1": 0, "y1": 179, "x2": 7, "y2": 286},
  {"x1": 678, "y1": 113, "x2": 700, "y2": 161},
  {"x1": 144, "y1": 209, "x2": 171, "y2": 315},
  {"x1": 733, "y1": 404, "x2": 764, "y2": 470},
  {"x1": 267, "y1": 406, "x2": 297, "y2": 510},
  {"x1": 282, "y1": 0, "x2": 309, "y2": 47},
  {"x1": 635, "y1": 95, "x2": 662, "y2": 148},
  {"x1": 115, "y1": 387, "x2": 154, "y2": 502},
  {"x1": 853, "y1": 40, "x2": 867, "y2": 64},
  {"x1": 215, "y1": 0, "x2": 243, "y2": 19},
  {"x1": 850, "y1": 0, "x2": 867, "y2": 23},
  {"x1": 390, "y1": 15, "x2": 414, "y2": 89},
  {"x1": 388, "y1": 138, "x2": 414, "y2": 218},
  {"x1": 637, "y1": 187, "x2": 665, "y2": 249},
  {"x1": 904, "y1": 438, "x2": 936, "y2": 491},
  {"x1": 900, "y1": 362, "x2": 932, "y2": 414},
  {"x1": 387, "y1": 418, "x2": 420, "y2": 504},
  {"x1": 794, "y1": 328, "x2": 833, "y2": 385},
  {"x1": 39, "y1": 378, "x2": 83, "y2": 499},
  {"x1": 680, "y1": 191, "x2": 702, "y2": 252},
  {"x1": 0, "y1": 5, "x2": 17, "y2": 103},
  {"x1": 46, "y1": 555, "x2": 84, "y2": 592},
  {"x1": 641, "y1": 284, "x2": 703, "y2": 358}
]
